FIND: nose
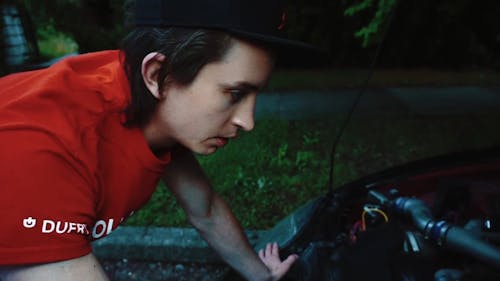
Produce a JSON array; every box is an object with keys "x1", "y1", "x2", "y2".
[{"x1": 231, "y1": 94, "x2": 256, "y2": 132}]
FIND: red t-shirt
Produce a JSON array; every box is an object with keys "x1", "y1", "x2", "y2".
[{"x1": 0, "y1": 51, "x2": 170, "y2": 265}]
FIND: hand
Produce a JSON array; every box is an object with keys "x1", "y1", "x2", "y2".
[{"x1": 258, "y1": 242, "x2": 299, "y2": 281}]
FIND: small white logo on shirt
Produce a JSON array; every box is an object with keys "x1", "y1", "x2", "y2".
[{"x1": 23, "y1": 217, "x2": 37, "y2": 228}]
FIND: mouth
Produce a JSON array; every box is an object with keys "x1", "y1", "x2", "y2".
[{"x1": 215, "y1": 137, "x2": 229, "y2": 147}]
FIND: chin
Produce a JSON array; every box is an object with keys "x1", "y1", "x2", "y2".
[{"x1": 192, "y1": 146, "x2": 217, "y2": 156}]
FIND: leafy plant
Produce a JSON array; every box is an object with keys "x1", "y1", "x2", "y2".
[
  {"x1": 344, "y1": 0, "x2": 398, "y2": 47},
  {"x1": 36, "y1": 20, "x2": 78, "y2": 59}
]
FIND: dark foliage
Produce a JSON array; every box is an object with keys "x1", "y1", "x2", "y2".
[{"x1": 17, "y1": 0, "x2": 500, "y2": 68}]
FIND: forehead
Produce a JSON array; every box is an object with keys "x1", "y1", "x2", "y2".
[
  {"x1": 194, "y1": 38, "x2": 275, "y2": 88},
  {"x1": 221, "y1": 38, "x2": 274, "y2": 64}
]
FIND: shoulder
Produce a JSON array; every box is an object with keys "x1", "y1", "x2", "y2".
[
  {"x1": 0, "y1": 50, "x2": 130, "y2": 114},
  {"x1": 46, "y1": 50, "x2": 131, "y2": 112},
  {"x1": 0, "y1": 50, "x2": 131, "y2": 138}
]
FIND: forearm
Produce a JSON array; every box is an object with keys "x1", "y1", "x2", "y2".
[
  {"x1": 189, "y1": 194, "x2": 271, "y2": 281},
  {"x1": 162, "y1": 148, "x2": 272, "y2": 280}
]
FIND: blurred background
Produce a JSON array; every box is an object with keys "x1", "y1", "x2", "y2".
[{"x1": 2, "y1": 0, "x2": 500, "y2": 73}]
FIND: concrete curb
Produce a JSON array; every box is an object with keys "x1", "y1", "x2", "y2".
[{"x1": 92, "y1": 226, "x2": 267, "y2": 264}]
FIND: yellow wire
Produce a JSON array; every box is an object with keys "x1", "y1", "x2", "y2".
[{"x1": 361, "y1": 207, "x2": 389, "y2": 230}]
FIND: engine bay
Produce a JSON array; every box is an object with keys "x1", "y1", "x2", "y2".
[{"x1": 284, "y1": 159, "x2": 500, "y2": 281}]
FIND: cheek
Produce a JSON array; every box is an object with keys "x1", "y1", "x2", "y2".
[
  {"x1": 162, "y1": 107, "x2": 223, "y2": 138},
  {"x1": 194, "y1": 112, "x2": 231, "y2": 135},
  {"x1": 186, "y1": 97, "x2": 233, "y2": 126},
  {"x1": 161, "y1": 86, "x2": 234, "y2": 136}
]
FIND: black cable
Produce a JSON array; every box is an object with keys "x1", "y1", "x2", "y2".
[{"x1": 327, "y1": 1, "x2": 400, "y2": 192}]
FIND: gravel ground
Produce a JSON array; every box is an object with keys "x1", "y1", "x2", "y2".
[{"x1": 100, "y1": 259, "x2": 231, "y2": 281}]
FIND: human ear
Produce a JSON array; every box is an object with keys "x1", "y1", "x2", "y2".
[{"x1": 141, "y1": 52, "x2": 167, "y2": 99}]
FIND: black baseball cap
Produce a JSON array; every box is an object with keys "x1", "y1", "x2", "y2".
[{"x1": 135, "y1": 0, "x2": 327, "y2": 67}]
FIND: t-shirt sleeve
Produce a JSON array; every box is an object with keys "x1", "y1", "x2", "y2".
[{"x1": 0, "y1": 128, "x2": 96, "y2": 266}]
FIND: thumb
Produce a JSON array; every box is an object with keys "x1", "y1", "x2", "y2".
[{"x1": 282, "y1": 254, "x2": 299, "y2": 268}]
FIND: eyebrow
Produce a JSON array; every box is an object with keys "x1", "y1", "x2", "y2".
[{"x1": 221, "y1": 81, "x2": 263, "y2": 92}]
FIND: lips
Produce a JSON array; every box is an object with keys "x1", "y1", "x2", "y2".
[{"x1": 215, "y1": 137, "x2": 229, "y2": 147}]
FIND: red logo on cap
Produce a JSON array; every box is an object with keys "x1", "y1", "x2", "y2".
[{"x1": 278, "y1": 11, "x2": 287, "y2": 31}]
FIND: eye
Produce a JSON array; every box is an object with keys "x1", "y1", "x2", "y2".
[{"x1": 228, "y1": 89, "x2": 248, "y2": 104}]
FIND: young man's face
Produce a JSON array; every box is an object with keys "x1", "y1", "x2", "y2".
[{"x1": 144, "y1": 38, "x2": 274, "y2": 155}]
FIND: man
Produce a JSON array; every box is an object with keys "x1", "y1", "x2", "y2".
[{"x1": 0, "y1": 0, "x2": 323, "y2": 280}]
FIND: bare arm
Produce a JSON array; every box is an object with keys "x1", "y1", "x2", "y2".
[
  {"x1": 162, "y1": 147, "x2": 296, "y2": 281},
  {"x1": 0, "y1": 253, "x2": 109, "y2": 281}
]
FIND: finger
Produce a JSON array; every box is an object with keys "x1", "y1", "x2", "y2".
[
  {"x1": 265, "y1": 242, "x2": 272, "y2": 256},
  {"x1": 282, "y1": 254, "x2": 299, "y2": 268},
  {"x1": 271, "y1": 242, "x2": 279, "y2": 256},
  {"x1": 258, "y1": 249, "x2": 265, "y2": 259}
]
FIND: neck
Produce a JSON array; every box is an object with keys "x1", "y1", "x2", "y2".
[{"x1": 142, "y1": 122, "x2": 176, "y2": 154}]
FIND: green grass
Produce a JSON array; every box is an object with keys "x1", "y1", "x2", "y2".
[
  {"x1": 126, "y1": 112, "x2": 500, "y2": 229},
  {"x1": 333, "y1": 113, "x2": 500, "y2": 185},
  {"x1": 126, "y1": 118, "x2": 337, "y2": 228}
]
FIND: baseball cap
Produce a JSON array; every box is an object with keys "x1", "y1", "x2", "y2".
[{"x1": 134, "y1": 0, "x2": 327, "y2": 67}]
